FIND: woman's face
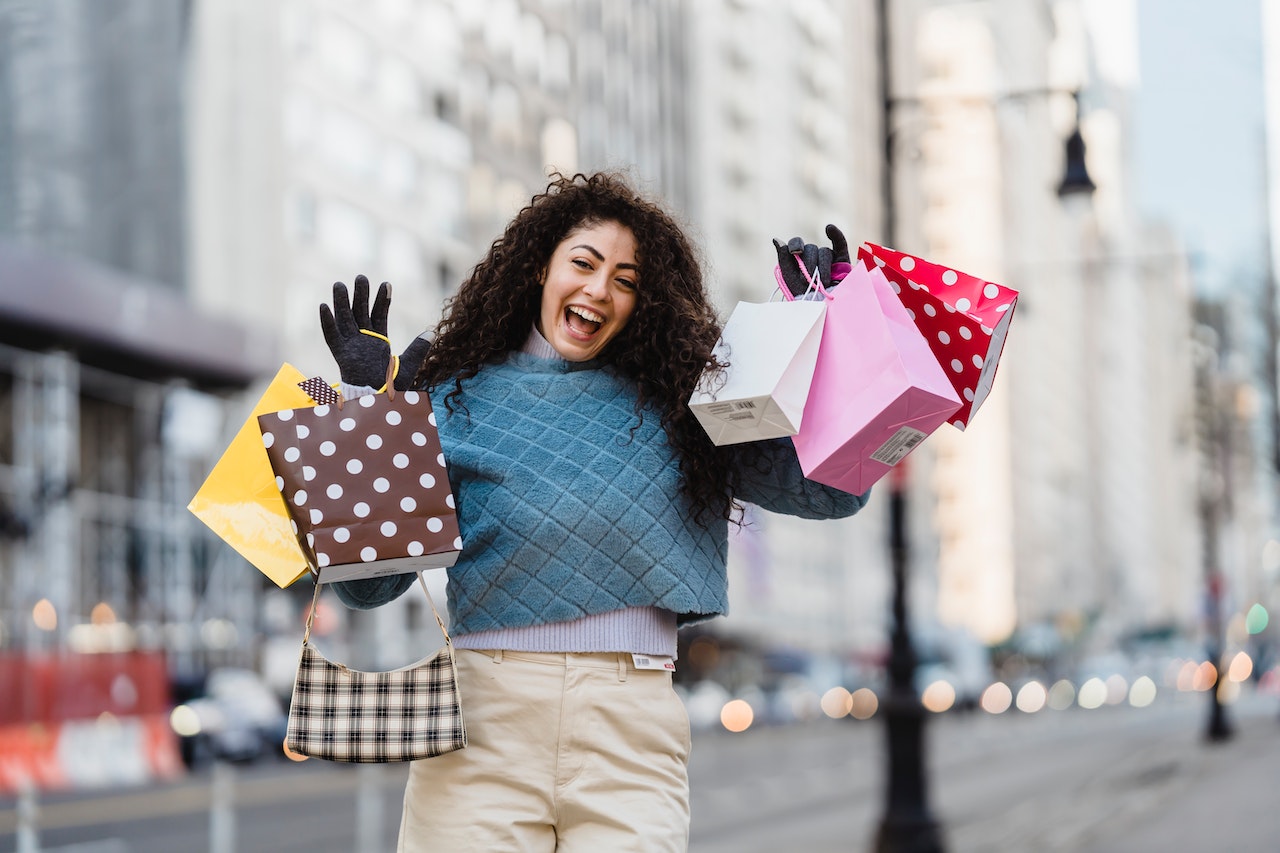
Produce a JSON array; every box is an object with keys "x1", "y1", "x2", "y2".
[{"x1": 537, "y1": 220, "x2": 639, "y2": 362}]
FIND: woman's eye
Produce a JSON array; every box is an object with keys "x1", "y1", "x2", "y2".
[
  {"x1": 572, "y1": 258, "x2": 592, "y2": 270},
  {"x1": 616, "y1": 278, "x2": 637, "y2": 291}
]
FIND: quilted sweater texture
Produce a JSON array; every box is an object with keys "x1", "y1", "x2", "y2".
[{"x1": 332, "y1": 352, "x2": 868, "y2": 635}]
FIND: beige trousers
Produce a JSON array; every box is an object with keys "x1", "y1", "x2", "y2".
[{"x1": 397, "y1": 648, "x2": 692, "y2": 852}]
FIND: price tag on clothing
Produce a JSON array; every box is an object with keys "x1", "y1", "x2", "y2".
[{"x1": 632, "y1": 654, "x2": 676, "y2": 672}]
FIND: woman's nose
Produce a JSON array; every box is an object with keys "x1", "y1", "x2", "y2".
[{"x1": 581, "y1": 273, "x2": 610, "y2": 300}]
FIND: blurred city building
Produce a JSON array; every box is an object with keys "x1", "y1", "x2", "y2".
[
  {"x1": 0, "y1": 0, "x2": 1274, "y2": 726},
  {"x1": 0, "y1": 1, "x2": 276, "y2": 680}
]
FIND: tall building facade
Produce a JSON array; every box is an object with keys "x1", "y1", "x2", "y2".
[
  {"x1": 683, "y1": 0, "x2": 894, "y2": 659},
  {"x1": 887, "y1": 0, "x2": 1202, "y2": 653},
  {"x1": 0, "y1": 0, "x2": 273, "y2": 674}
]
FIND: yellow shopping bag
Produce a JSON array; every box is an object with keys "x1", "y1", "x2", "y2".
[{"x1": 188, "y1": 363, "x2": 316, "y2": 588}]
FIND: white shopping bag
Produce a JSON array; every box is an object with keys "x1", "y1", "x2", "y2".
[{"x1": 689, "y1": 295, "x2": 827, "y2": 445}]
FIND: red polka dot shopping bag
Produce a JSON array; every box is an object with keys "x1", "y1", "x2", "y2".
[
  {"x1": 791, "y1": 262, "x2": 962, "y2": 494},
  {"x1": 858, "y1": 243, "x2": 1018, "y2": 431},
  {"x1": 257, "y1": 385, "x2": 463, "y2": 583}
]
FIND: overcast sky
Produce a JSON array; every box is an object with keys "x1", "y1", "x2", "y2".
[{"x1": 1133, "y1": 0, "x2": 1269, "y2": 293}]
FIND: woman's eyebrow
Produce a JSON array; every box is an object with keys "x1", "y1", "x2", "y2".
[{"x1": 571, "y1": 244, "x2": 638, "y2": 272}]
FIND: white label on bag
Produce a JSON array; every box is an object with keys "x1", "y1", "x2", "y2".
[
  {"x1": 632, "y1": 654, "x2": 676, "y2": 672},
  {"x1": 870, "y1": 427, "x2": 928, "y2": 466}
]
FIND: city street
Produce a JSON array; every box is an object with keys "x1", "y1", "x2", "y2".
[{"x1": 2, "y1": 689, "x2": 1276, "y2": 852}]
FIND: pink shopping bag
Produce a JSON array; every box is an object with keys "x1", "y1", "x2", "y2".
[
  {"x1": 858, "y1": 243, "x2": 1018, "y2": 431},
  {"x1": 791, "y1": 263, "x2": 962, "y2": 494}
]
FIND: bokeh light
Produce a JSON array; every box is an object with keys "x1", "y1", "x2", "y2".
[
  {"x1": 169, "y1": 704, "x2": 201, "y2": 738},
  {"x1": 921, "y1": 680, "x2": 956, "y2": 713},
  {"x1": 32, "y1": 599, "x2": 57, "y2": 632},
  {"x1": 1077, "y1": 677, "x2": 1107, "y2": 709},
  {"x1": 820, "y1": 686, "x2": 853, "y2": 719},
  {"x1": 1015, "y1": 681, "x2": 1047, "y2": 713},
  {"x1": 980, "y1": 682, "x2": 1012, "y2": 714},
  {"x1": 1047, "y1": 679, "x2": 1076, "y2": 710},
  {"x1": 1245, "y1": 603, "x2": 1268, "y2": 635},
  {"x1": 720, "y1": 699, "x2": 754, "y2": 733},
  {"x1": 1128, "y1": 675, "x2": 1157, "y2": 708},
  {"x1": 849, "y1": 688, "x2": 878, "y2": 720},
  {"x1": 283, "y1": 739, "x2": 309, "y2": 762},
  {"x1": 1192, "y1": 662, "x2": 1218, "y2": 692},
  {"x1": 1227, "y1": 652, "x2": 1253, "y2": 683},
  {"x1": 1176, "y1": 660, "x2": 1198, "y2": 691},
  {"x1": 90, "y1": 602, "x2": 117, "y2": 625},
  {"x1": 1104, "y1": 674, "x2": 1129, "y2": 705}
]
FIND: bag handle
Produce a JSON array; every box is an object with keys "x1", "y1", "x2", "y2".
[
  {"x1": 302, "y1": 570, "x2": 451, "y2": 647},
  {"x1": 772, "y1": 254, "x2": 829, "y2": 302}
]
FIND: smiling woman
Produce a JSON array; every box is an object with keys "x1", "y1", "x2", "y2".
[{"x1": 313, "y1": 171, "x2": 871, "y2": 851}]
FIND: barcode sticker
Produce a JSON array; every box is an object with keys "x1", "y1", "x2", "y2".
[
  {"x1": 870, "y1": 427, "x2": 927, "y2": 466},
  {"x1": 704, "y1": 397, "x2": 766, "y2": 426},
  {"x1": 632, "y1": 654, "x2": 676, "y2": 672}
]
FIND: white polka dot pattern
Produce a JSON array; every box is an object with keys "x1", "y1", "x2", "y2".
[
  {"x1": 258, "y1": 391, "x2": 462, "y2": 582},
  {"x1": 857, "y1": 242, "x2": 1019, "y2": 432}
]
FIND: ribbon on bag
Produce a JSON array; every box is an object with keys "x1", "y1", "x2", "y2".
[
  {"x1": 688, "y1": 265, "x2": 827, "y2": 445},
  {"x1": 791, "y1": 263, "x2": 961, "y2": 494},
  {"x1": 257, "y1": 369, "x2": 463, "y2": 583},
  {"x1": 858, "y1": 243, "x2": 1018, "y2": 431}
]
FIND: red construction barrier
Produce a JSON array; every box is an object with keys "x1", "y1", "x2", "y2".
[{"x1": 0, "y1": 651, "x2": 185, "y2": 793}]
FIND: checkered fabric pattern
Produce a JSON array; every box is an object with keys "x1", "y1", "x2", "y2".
[
  {"x1": 297, "y1": 376, "x2": 342, "y2": 407},
  {"x1": 285, "y1": 640, "x2": 466, "y2": 763}
]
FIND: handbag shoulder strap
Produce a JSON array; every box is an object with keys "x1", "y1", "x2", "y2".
[
  {"x1": 302, "y1": 570, "x2": 452, "y2": 647},
  {"x1": 416, "y1": 571, "x2": 452, "y2": 644}
]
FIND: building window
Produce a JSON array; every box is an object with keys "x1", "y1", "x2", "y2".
[
  {"x1": 380, "y1": 142, "x2": 420, "y2": 199},
  {"x1": 489, "y1": 83, "x2": 522, "y2": 148},
  {"x1": 285, "y1": 190, "x2": 316, "y2": 243},
  {"x1": 320, "y1": 109, "x2": 377, "y2": 181},
  {"x1": 377, "y1": 56, "x2": 420, "y2": 114},
  {"x1": 543, "y1": 34, "x2": 571, "y2": 93},
  {"x1": 317, "y1": 19, "x2": 374, "y2": 91},
  {"x1": 541, "y1": 118, "x2": 578, "y2": 175},
  {"x1": 381, "y1": 229, "x2": 423, "y2": 283},
  {"x1": 317, "y1": 200, "x2": 377, "y2": 267},
  {"x1": 283, "y1": 94, "x2": 318, "y2": 154}
]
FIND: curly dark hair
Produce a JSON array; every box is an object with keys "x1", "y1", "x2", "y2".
[{"x1": 415, "y1": 171, "x2": 745, "y2": 526}]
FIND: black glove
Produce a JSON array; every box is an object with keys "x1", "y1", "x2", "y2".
[
  {"x1": 320, "y1": 275, "x2": 435, "y2": 391},
  {"x1": 772, "y1": 224, "x2": 851, "y2": 298},
  {"x1": 395, "y1": 332, "x2": 432, "y2": 392},
  {"x1": 320, "y1": 275, "x2": 392, "y2": 388}
]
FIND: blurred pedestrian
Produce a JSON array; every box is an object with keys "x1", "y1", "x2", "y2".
[{"x1": 318, "y1": 170, "x2": 869, "y2": 851}]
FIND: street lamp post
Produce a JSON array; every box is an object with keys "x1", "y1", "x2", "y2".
[
  {"x1": 873, "y1": 4, "x2": 944, "y2": 851},
  {"x1": 872, "y1": 3, "x2": 1096, "y2": 851}
]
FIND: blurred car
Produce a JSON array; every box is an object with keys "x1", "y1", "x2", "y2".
[{"x1": 171, "y1": 667, "x2": 289, "y2": 766}]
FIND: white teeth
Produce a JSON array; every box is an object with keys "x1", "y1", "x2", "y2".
[{"x1": 568, "y1": 305, "x2": 604, "y2": 324}]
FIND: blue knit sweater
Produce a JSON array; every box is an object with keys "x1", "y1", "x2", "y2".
[{"x1": 332, "y1": 351, "x2": 868, "y2": 635}]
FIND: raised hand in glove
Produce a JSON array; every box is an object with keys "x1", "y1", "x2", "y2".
[
  {"x1": 772, "y1": 224, "x2": 851, "y2": 298},
  {"x1": 320, "y1": 275, "x2": 394, "y2": 388},
  {"x1": 320, "y1": 275, "x2": 434, "y2": 392}
]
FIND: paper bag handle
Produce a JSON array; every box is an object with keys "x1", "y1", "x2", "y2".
[{"x1": 772, "y1": 254, "x2": 829, "y2": 302}]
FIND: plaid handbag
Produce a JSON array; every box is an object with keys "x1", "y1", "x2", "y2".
[{"x1": 285, "y1": 571, "x2": 467, "y2": 762}]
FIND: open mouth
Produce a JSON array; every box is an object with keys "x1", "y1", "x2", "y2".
[{"x1": 565, "y1": 305, "x2": 604, "y2": 337}]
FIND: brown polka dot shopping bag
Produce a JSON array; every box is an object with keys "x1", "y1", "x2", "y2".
[{"x1": 257, "y1": 384, "x2": 462, "y2": 583}]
